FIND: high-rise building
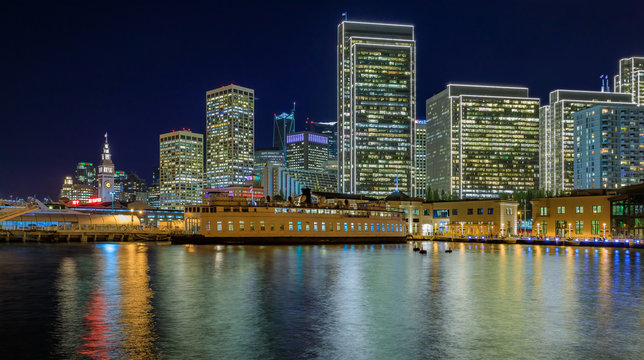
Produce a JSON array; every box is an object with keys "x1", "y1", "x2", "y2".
[
  {"x1": 273, "y1": 104, "x2": 295, "y2": 154},
  {"x1": 338, "y1": 21, "x2": 416, "y2": 197},
  {"x1": 254, "y1": 147, "x2": 285, "y2": 183},
  {"x1": 614, "y1": 57, "x2": 644, "y2": 105},
  {"x1": 538, "y1": 105, "x2": 551, "y2": 192},
  {"x1": 286, "y1": 131, "x2": 329, "y2": 171},
  {"x1": 263, "y1": 163, "x2": 337, "y2": 199},
  {"x1": 308, "y1": 120, "x2": 338, "y2": 160},
  {"x1": 97, "y1": 133, "x2": 115, "y2": 201},
  {"x1": 74, "y1": 162, "x2": 96, "y2": 187},
  {"x1": 160, "y1": 130, "x2": 204, "y2": 210},
  {"x1": 206, "y1": 84, "x2": 254, "y2": 188},
  {"x1": 573, "y1": 104, "x2": 644, "y2": 189},
  {"x1": 120, "y1": 172, "x2": 148, "y2": 203},
  {"x1": 415, "y1": 119, "x2": 427, "y2": 198},
  {"x1": 540, "y1": 90, "x2": 633, "y2": 193},
  {"x1": 426, "y1": 84, "x2": 540, "y2": 199},
  {"x1": 59, "y1": 176, "x2": 95, "y2": 202},
  {"x1": 147, "y1": 167, "x2": 161, "y2": 208}
]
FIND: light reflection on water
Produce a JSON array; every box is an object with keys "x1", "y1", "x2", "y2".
[{"x1": 0, "y1": 242, "x2": 643, "y2": 359}]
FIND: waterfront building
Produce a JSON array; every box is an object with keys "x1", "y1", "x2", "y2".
[
  {"x1": 97, "y1": 133, "x2": 115, "y2": 201},
  {"x1": 206, "y1": 186, "x2": 264, "y2": 201},
  {"x1": 531, "y1": 189, "x2": 613, "y2": 239},
  {"x1": 308, "y1": 120, "x2": 338, "y2": 159},
  {"x1": 286, "y1": 131, "x2": 329, "y2": 171},
  {"x1": 273, "y1": 105, "x2": 296, "y2": 155},
  {"x1": 614, "y1": 57, "x2": 644, "y2": 105},
  {"x1": 426, "y1": 84, "x2": 540, "y2": 199},
  {"x1": 160, "y1": 130, "x2": 204, "y2": 210},
  {"x1": 540, "y1": 90, "x2": 632, "y2": 193},
  {"x1": 59, "y1": 176, "x2": 95, "y2": 203},
  {"x1": 386, "y1": 195, "x2": 519, "y2": 236},
  {"x1": 338, "y1": 21, "x2": 416, "y2": 197},
  {"x1": 254, "y1": 147, "x2": 285, "y2": 184},
  {"x1": 573, "y1": 104, "x2": 644, "y2": 190},
  {"x1": 263, "y1": 163, "x2": 337, "y2": 199},
  {"x1": 609, "y1": 183, "x2": 644, "y2": 239},
  {"x1": 183, "y1": 189, "x2": 406, "y2": 243},
  {"x1": 415, "y1": 119, "x2": 427, "y2": 198},
  {"x1": 206, "y1": 84, "x2": 254, "y2": 188},
  {"x1": 74, "y1": 162, "x2": 96, "y2": 187}
]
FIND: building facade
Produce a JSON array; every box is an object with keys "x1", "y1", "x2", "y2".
[
  {"x1": 263, "y1": 163, "x2": 337, "y2": 199},
  {"x1": 426, "y1": 84, "x2": 540, "y2": 199},
  {"x1": 540, "y1": 90, "x2": 633, "y2": 193},
  {"x1": 160, "y1": 130, "x2": 204, "y2": 210},
  {"x1": 74, "y1": 162, "x2": 96, "y2": 187},
  {"x1": 338, "y1": 21, "x2": 416, "y2": 197},
  {"x1": 254, "y1": 147, "x2": 286, "y2": 184},
  {"x1": 532, "y1": 192, "x2": 612, "y2": 239},
  {"x1": 97, "y1": 133, "x2": 115, "y2": 201},
  {"x1": 614, "y1": 57, "x2": 644, "y2": 106},
  {"x1": 206, "y1": 84, "x2": 254, "y2": 188},
  {"x1": 308, "y1": 121, "x2": 338, "y2": 160},
  {"x1": 286, "y1": 131, "x2": 329, "y2": 171},
  {"x1": 573, "y1": 104, "x2": 644, "y2": 190},
  {"x1": 609, "y1": 183, "x2": 644, "y2": 239},
  {"x1": 59, "y1": 176, "x2": 95, "y2": 203},
  {"x1": 415, "y1": 119, "x2": 427, "y2": 198}
]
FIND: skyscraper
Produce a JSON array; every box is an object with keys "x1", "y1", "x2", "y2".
[
  {"x1": 206, "y1": 84, "x2": 254, "y2": 188},
  {"x1": 74, "y1": 162, "x2": 96, "y2": 187},
  {"x1": 415, "y1": 119, "x2": 427, "y2": 198},
  {"x1": 614, "y1": 57, "x2": 644, "y2": 105},
  {"x1": 286, "y1": 131, "x2": 329, "y2": 171},
  {"x1": 273, "y1": 104, "x2": 295, "y2": 154},
  {"x1": 160, "y1": 130, "x2": 204, "y2": 210},
  {"x1": 337, "y1": 21, "x2": 416, "y2": 197},
  {"x1": 254, "y1": 147, "x2": 285, "y2": 184},
  {"x1": 426, "y1": 85, "x2": 540, "y2": 199},
  {"x1": 573, "y1": 104, "x2": 644, "y2": 189},
  {"x1": 97, "y1": 133, "x2": 115, "y2": 201},
  {"x1": 540, "y1": 90, "x2": 632, "y2": 193}
]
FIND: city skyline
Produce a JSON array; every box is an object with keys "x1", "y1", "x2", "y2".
[{"x1": 1, "y1": 1, "x2": 643, "y2": 198}]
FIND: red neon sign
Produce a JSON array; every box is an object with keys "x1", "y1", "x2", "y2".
[
  {"x1": 70, "y1": 200, "x2": 80, "y2": 206},
  {"x1": 88, "y1": 197, "x2": 103, "y2": 204}
]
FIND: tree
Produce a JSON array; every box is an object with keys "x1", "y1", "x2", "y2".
[{"x1": 425, "y1": 185, "x2": 433, "y2": 202}]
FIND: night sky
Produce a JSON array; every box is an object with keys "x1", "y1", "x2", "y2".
[{"x1": 1, "y1": 0, "x2": 642, "y2": 199}]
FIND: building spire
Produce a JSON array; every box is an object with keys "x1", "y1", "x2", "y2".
[{"x1": 104, "y1": 132, "x2": 108, "y2": 143}]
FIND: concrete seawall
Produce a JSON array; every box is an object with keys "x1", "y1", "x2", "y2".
[{"x1": 419, "y1": 236, "x2": 644, "y2": 249}]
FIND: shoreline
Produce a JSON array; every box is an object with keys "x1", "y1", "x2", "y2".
[{"x1": 419, "y1": 236, "x2": 644, "y2": 249}]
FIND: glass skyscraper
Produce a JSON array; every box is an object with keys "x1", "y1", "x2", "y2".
[
  {"x1": 415, "y1": 119, "x2": 427, "y2": 198},
  {"x1": 160, "y1": 130, "x2": 203, "y2": 210},
  {"x1": 540, "y1": 90, "x2": 632, "y2": 193},
  {"x1": 273, "y1": 106, "x2": 295, "y2": 154},
  {"x1": 426, "y1": 85, "x2": 540, "y2": 199},
  {"x1": 308, "y1": 121, "x2": 338, "y2": 160},
  {"x1": 337, "y1": 21, "x2": 416, "y2": 197},
  {"x1": 286, "y1": 131, "x2": 329, "y2": 171},
  {"x1": 206, "y1": 84, "x2": 255, "y2": 188}
]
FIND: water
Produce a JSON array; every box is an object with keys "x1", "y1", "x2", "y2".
[{"x1": 1, "y1": 242, "x2": 643, "y2": 359}]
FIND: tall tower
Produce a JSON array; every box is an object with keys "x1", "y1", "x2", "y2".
[
  {"x1": 615, "y1": 57, "x2": 644, "y2": 105},
  {"x1": 337, "y1": 21, "x2": 416, "y2": 197},
  {"x1": 273, "y1": 103, "x2": 296, "y2": 154},
  {"x1": 205, "y1": 84, "x2": 255, "y2": 188},
  {"x1": 160, "y1": 130, "x2": 204, "y2": 209},
  {"x1": 97, "y1": 133, "x2": 115, "y2": 201}
]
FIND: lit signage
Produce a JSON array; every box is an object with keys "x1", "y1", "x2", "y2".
[
  {"x1": 70, "y1": 200, "x2": 80, "y2": 206},
  {"x1": 88, "y1": 197, "x2": 103, "y2": 204}
]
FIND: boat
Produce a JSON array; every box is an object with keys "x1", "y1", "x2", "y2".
[{"x1": 174, "y1": 189, "x2": 408, "y2": 245}]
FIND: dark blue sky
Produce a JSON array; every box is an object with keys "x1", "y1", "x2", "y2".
[{"x1": 1, "y1": 0, "x2": 642, "y2": 199}]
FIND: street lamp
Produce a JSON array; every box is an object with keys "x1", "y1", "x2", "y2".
[
  {"x1": 568, "y1": 222, "x2": 572, "y2": 239},
  {"x1": 518, "y1": 211, "x2": 521, "y2": 237},
  {"x1": 130, "y1": 208, "x2": 134, "y2": 229},
  {"x1": 536, "y1": 223, "x2": 541, "y2": 238},
  {"x1": 603, "y1": 223, "x2": 606, "y2": 239},
  {"x1": 460, "y1": 222, "x2": 465, "y2": 237}
]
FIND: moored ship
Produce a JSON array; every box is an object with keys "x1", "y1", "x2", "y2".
[{"x1": 174, "y1": 189, "x2": 408, "y2": 244}]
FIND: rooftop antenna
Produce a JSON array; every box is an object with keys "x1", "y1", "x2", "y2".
[
  {"x1": 600, "y1": 75, "x2": 606, "y2": 92},
  {"x1": 342, "y1": 12, "x2": 348, "y2": 21}
]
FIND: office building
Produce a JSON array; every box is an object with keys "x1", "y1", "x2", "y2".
[
  {"x1": 273, "y1": 105, "x2": 296, "y2": 154},
  {"x1": 286, "y1": 131, "x2": 329, "y2": 171},
  {"x1": 59, "y1": 176, "x2": 96, "y2": 203},
  {"x1": 614, "y1": 57, "x2": 644, "y2": 105},
  {"x1": 120, "y1": 172, "x2": 148, "y2": 203},
  {"x1": 415, "y1": 119, "x2": 427, "y2": 198},
  {"x1": 308, "y1": 120, "x2": 338, "y2": 159},
  {"x1": 540, "y1": 90, "x2": 632, "y2": 193},
  {"x1": 206, "y1": 84, "x2": 254, "y2": 188},
  {"x1": 573, "y1": 104, "x2": 644, "y2": 189},
  {"x1": 147, "y1": 167, "x2": 161, "y2": 208},
  {"x1": 264, "y1": 164, "x2": 337, "y2": 199},
  {"x1": 97, "y1": 133, "x2": 115, "y2": 201},
  {"x1": 160, "y1": 130, "x2": 204, "y2": 210},
  {"x1": 254, "y1": 147, "x2": 285, "y2": 183},
  {"x1": 426, "y1": 84, "x2": 540, "y2": 199},
  {"x1": 338, "y1": 21, "x2": 416, "y2": 197},
  {"x1": 74, "y1": 162, "x2": 96, "y2": 187}
]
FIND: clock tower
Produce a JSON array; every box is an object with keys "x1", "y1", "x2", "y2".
[{"x1": 97, "y1": 132, "x2": 115, "y2": 201}]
